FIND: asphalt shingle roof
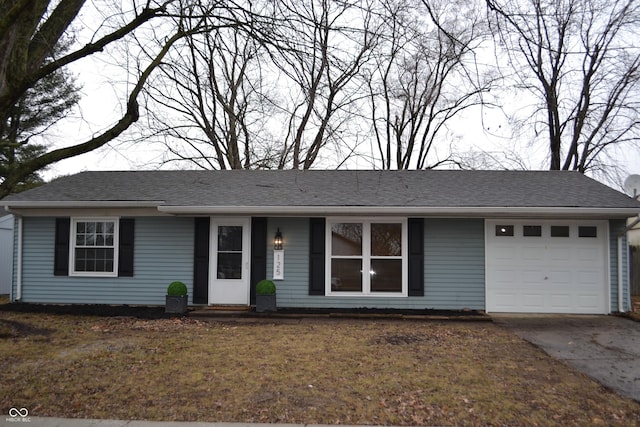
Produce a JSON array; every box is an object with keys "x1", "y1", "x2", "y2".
[{"x1": 3, "y1": 170, "x2": 639, "y2": 209}]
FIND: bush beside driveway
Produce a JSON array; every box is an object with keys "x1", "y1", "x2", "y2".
[{"x1": 1, "y1": 310, "x2": 639, "y2": 426}]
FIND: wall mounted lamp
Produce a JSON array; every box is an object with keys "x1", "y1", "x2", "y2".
[{"x1": 274, "y1": 228, "x2": 283, "y2": 250}]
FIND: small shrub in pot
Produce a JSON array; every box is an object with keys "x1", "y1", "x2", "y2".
[
  {"x1": 166, "y1": 281, "x2": 188, "y2": 314},
  {"x1": 256, "y1": 279, "x2": 276, "y2": 312}
]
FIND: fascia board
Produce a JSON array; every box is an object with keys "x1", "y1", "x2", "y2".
[
  {"x1": 2, "y1": 201, "x2": 167, "y2": 217},
  {"x1": 157, "y1": 205, "x2": 640, "y2": 218},
  {"x1": 3, "y1": 201, "x2": 164, "y2": 209}
]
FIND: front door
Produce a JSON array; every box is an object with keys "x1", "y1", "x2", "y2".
[{"x1": 209, "y1": 218, "x2": 250, "y2": 305}]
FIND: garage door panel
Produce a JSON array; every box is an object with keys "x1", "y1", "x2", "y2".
[
  {"x1": 486, "y1": 220, "x2": 608, "y2": 314},
  {"x1": 549, "y1": 270, "x2": 571, "y2": 285},
  {"x1": 493, "y1": 293, "x2": 517, "y2": 308},
  {"x1": 549, "y1": 293, "x2": 571, "y2": 309},
  {"x1": 522, "y1": 246, "x2": 544, "y2": 261},
  {"x1": 577, "y1": 270, "x2": 601, "y2": 286},
  {"x1": 549, "y1": 247, "x2": 571, "y2": 261},
  {"x1": 492, "y1": 245, "x2": 519, "y2": 261},
  {"x1": 493, "y1": 268, "x2": 517, "y2": 285},
  {"x1": 522, "y1": 294, "x2": 544, "y2": 309},
  {"x1": 522, "y1": 270, "x2": 542, "y2": 283}
]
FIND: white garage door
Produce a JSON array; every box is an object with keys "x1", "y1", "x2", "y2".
[{"x1": 486, "y1": 220, "x2": 609, "y2": 314}]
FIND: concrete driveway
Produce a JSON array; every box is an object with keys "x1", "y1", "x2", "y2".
[{"x1": 493, "y1": 314, "x2": 640, "y2": 402}]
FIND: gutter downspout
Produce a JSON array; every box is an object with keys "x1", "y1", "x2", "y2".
[
  {"x1": 616, "y1": 214, "x2": 639, "y2": 313},
  {"x1": 618, "y1": 235, "x2": 624, "y2": 312},
  {"x1": 15, "y1": 215, "x2": 22, "y2": 302}
]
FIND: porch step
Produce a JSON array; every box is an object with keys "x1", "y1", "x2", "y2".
[
  {"x1": 189, "y1": 305, "x2": 253, "y2": 318},
  {"x1": 201, "y1": 305, "x2": 252, "y2": 311}
]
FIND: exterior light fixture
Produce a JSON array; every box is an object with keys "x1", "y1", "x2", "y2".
[{"x1": 274, "y1": 228, "x2": 283, "y2": 250}]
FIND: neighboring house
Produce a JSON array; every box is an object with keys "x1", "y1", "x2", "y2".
[
  {"x1": 2, "y1": 170, "x2": 640, "y2": 314},
  {"x1": 0, "y1": 214, "x2": 14, "y2": 295}
]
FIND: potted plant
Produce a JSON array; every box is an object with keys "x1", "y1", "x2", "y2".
[
  {"x1": 165, "y1": 281, "x2": 188, "y2": 314},
  {"x1": 255, "y1": 279, "x2": 276, "y2": 312}
]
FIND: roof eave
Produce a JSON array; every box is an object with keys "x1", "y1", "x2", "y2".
[
  {"x1": 157, "y1": 205, "x2": 640, "y2": 218},
  {"x1": 2, "y1": 201, "x2": 165, "y2": 210}
]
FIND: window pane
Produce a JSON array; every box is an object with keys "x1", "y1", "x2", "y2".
[
  {"x1": 370, "y1": 259, "x2": 402, "y2": 292},
  {"x1": 579, "y1": 226, "x2": 597, "y2": 238},
  {"x1": 371, "y1": 223, "x2": 402, "y2": 256},
  {"x1": 330, "y1": 259, "x2": 362, "y2": 291},
  {"x1": 331, "y1": 223, "x2": 362, "y2": 256},
  {"x1": 523, "y1": 225, "x2": 542, "y2": 237},
  {"x1": 218, "y1": 226, "x2": 243, "y2": 252},
  {"x1": 75, "y1": 248, "x2": 114, "y2": 272},
  {"x1": 217, "y1": 253, "x2": 242, "y2": 279},
  {"x1": 495, "y1": 225, "x2": 514, "y2": 236},
  {"x1": 551, "y1": 226, "x2": 570, "y2": 237}
]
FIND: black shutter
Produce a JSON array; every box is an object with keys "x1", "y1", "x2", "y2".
[
  {"x1": 309, "y1": 217, "x2": 325, "y2": 295},
  {"x1": 193, "y1": 217, "x2": 210, "y2": 304},
  {"x1": 408, "y1": 218, "x2": 424, "y2": 296},
  {"x1": 54, "y1": 217, "x2": 70, "y2": 276},
  {"x1": 250, "y1": 217, "x2": 268, "y2": 305},
  {"x1": 118, "y1": 218, "x2": 135, "y2": 277}
]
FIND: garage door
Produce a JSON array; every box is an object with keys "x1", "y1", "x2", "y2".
[{"x1": 486, "y1": 220, "x2": 609, "y2": 314}]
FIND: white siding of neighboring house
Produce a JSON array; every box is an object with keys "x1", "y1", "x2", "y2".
[{"x1": 0, "y1": 214, "x2": 14, "y2": 295}]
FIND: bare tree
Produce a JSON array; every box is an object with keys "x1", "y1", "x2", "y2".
[
  {"x1": 0, "y1": 0, "x2": 270, "y2": 197},
  {"x1": 270, "y1": 0, "x2": 377, "y2": 169},
  {"x1": 0, "y1": 0, "x2": 183, "y2": 197},
  {"x1": 365, "y1": 0, "x2": 494, "y2": 170},
  {"x1": 135, "y1": 0, "x2": 377, "y2": 171},
  {"x1": 486, "y1": 0, "x2": 640, "y2": 176},
  {"x1": 140, "y1": 19, "x2": 275, "y2": 170}
]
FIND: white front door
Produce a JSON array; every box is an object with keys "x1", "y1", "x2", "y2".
[{"x1": 209, "y1": 218, "x2": 250, "y2": 305}]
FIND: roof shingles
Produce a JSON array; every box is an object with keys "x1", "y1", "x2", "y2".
[{"x1": 3, "y1": 170, "x2": 639, "y2": 209}]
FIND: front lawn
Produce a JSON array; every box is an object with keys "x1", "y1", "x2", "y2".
[{"x1": 1, "y1": 310, "x2": 639, "y2": 426}]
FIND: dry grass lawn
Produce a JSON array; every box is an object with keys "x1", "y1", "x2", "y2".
[{"x1": 1, "y1": 309, "x2": 639, "y2": 426}]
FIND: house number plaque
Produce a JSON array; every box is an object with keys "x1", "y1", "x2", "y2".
[{"x1": 273, "y1": 250, "x2": 284, "y2": 280}]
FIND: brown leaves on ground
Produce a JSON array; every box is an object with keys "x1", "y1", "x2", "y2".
[{"x1": 0, "y1": 311, "x2": 639, "y2": 426}]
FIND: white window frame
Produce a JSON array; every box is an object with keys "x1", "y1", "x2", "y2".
[
  {"x1": 69, "y1": 217, "x2": 119, "y2": 277},
  {"x1": 325, "y1": 217, "x2": 407, "y2": 297}
]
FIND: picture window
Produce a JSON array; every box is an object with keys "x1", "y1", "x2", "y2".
[{"x1": 328, "y1": 219, "x2": 406, "y2": 296}]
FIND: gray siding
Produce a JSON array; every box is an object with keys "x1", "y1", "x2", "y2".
[
  {"x1": 267, "y1": 218, "x2": 485, "y2": 310},
  {"x1": 609, "y1": 219, "x2": 630, "y2": 312},
  {"x1": 18, "y1": 217, "x2": 194, "y2": 305},
  {"x1": 424, "y1": 219, "x2": 485, "y2": 309}
]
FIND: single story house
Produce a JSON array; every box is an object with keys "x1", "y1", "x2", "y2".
[{"x1": 2, "y1": 170, "x2": 639, "y2": 314}]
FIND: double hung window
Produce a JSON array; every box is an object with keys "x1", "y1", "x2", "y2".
[
  {"x1": 70, "y1": 218, "x2": 118, "y2": 276},
  {"x1": 327, "y1": 219, "x2": 407, "y2": 296}
]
